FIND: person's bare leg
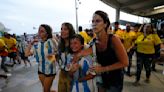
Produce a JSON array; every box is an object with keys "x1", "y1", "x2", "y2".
[
  {"x1": 39, "y1": 74, "x2": 45, "y2": 90},
  {"x1": 43, "y1": 76, "x2": 55, "y2": 92}
]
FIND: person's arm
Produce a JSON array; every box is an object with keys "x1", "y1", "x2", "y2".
[
  {"x1": 127, "y1": 43, "x2": 134, "y2": 53},
  {"x1": 25, "y1": 38, "x2": 39, "y2": 57},
  {"x1": 78, "y1": 74, "x2": 95, "y2": 82},
  {"x1": 71, "y1": 47, "x2": 93, "y2": 63},
  {"x1": 91, "y1": 35, "x2": 128, "y2": 73},
  {"x1": 79, "y1": 47, "x2": 93, "y2": 57},
  {"x1": 13, "y1": 38, "x2": 17, "y2": 46}
]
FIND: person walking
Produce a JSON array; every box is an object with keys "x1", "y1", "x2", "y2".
[{"x1": 25, "y1": 24, "x2": 57, "y2": 92}]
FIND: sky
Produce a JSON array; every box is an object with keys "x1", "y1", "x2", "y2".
[{"x1": 0, "y1": 0, "x2": 149, "y2": 35}]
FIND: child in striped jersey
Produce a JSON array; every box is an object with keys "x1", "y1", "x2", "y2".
[{"x1": 67, "y1": 34, "x2": 97, "y2": 92}]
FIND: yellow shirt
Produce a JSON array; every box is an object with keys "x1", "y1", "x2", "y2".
[
  {"x1": 136, "y1": 31, "x2": 142, "y2": 37},
  {"x1": 79, "y1": 31, "x2": 90, "y2": 44},
  {"x1": 2, "y1": 37, "x2": 17, "y2": 52},
  {"x1": 0, "y1": 38, "x2": 8, "y2": 56},
  {"x1": 115, "y1": 29, "x2": 125, "y2": 40},
  {"x1": 87, "y1": 33, "x2": 97, "y2": 44},
  {"x1": 0, "y1": 39, "x2": 6, "y2": 49},
  {"x1": 123, "y1": 31, "x2": 137, "y2": 50},
  {"x1": 135, "y1": 34, "x2": 161, "y2": 54}
]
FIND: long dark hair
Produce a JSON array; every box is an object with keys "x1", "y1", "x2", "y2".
[
  {"x1": 40, "y1": 24, "x2": 53, "y2": 39},
  {"x1": 59, "y1": 22, "x2": 75, "y2": 53}
]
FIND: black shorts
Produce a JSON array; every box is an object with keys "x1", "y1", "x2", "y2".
[
  {"x1": 38, "y1": 71, "x2": 56, "y2": 77},
  {"x1": 20, "y1": 52, "x2": 28, "y2": 60}
]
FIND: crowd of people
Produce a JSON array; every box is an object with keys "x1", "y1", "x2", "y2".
[{"x1": 0, "y1": 10, "x2": 164, "y2": 92}]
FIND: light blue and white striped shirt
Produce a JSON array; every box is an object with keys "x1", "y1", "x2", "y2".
[
  {"x1": 67, "y1": 55, "x2": 97, "y2": 92},
  {"x1": 32, "y1": 39, "x2": 57, "y2": 75}
]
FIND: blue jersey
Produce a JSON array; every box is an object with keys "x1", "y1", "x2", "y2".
[
  {"x1": 68, "y1": 55, "x2": 97, "y2": 92},
  {"x1": 32, "y1": 39, "x2": 57, "y2": 75}
]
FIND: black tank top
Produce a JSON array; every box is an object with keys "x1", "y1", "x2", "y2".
[{"x1": 96, "y1": 34, "x2": 123, "y2": 88}]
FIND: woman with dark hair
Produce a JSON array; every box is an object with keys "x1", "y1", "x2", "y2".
[
  {"x1": 134, "y1": 23, "x2": 161, "y2": 86},
  {"x1": 77, "y1": 10, "x2": 128, "y2": 92},
  {"x1": 91, "y1": 10, "x2": 128, "y2": 92},
  {"x1": 25, "y1": 24, "x2": 57, "y2": 92},
  {"x1": 58, "y1": 22, "x2": 75, "y2": 92}
]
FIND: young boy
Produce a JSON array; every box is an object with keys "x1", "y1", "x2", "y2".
[{"x1": 66, "y1": 34, "x2": 96, "y2": 92}]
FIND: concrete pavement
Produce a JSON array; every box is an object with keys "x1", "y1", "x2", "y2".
[{"x1": 0, "y1": 57, "x2": 164, "y2": 92}]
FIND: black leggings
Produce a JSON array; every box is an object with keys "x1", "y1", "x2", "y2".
[{"x1": 136, "y1": 53, "x2": 153, "y2": 81}]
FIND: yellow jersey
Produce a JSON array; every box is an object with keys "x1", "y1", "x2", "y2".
[
  {"x1": 0, "y1": 38, "x2": 8, "y2": 56},
  {"x1": 0, "y1": 38, "x2": 6, "y2": 49},
  {"x1": 123, "y1": 31, "x2": 137, "y2": 51},
  {"x1": 135, "y1": 33, "x2": 161, "y2": 54},
  {"x1": 2, "y1": 37, "x2": 17, "y2": 52},
  {"x1": 79, "y1": 31, "x2": 90, "y2": 44},
  {"x1": 136, "y1": 31, "x2": 142, "y2": 37},
  {"x1": 115, "y1": 29, "x2": 125, "y2": 40}
]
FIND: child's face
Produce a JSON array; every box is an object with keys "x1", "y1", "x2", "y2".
[{"x1": 70, "y1": 38, "x2": 83, "y2": 53}]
